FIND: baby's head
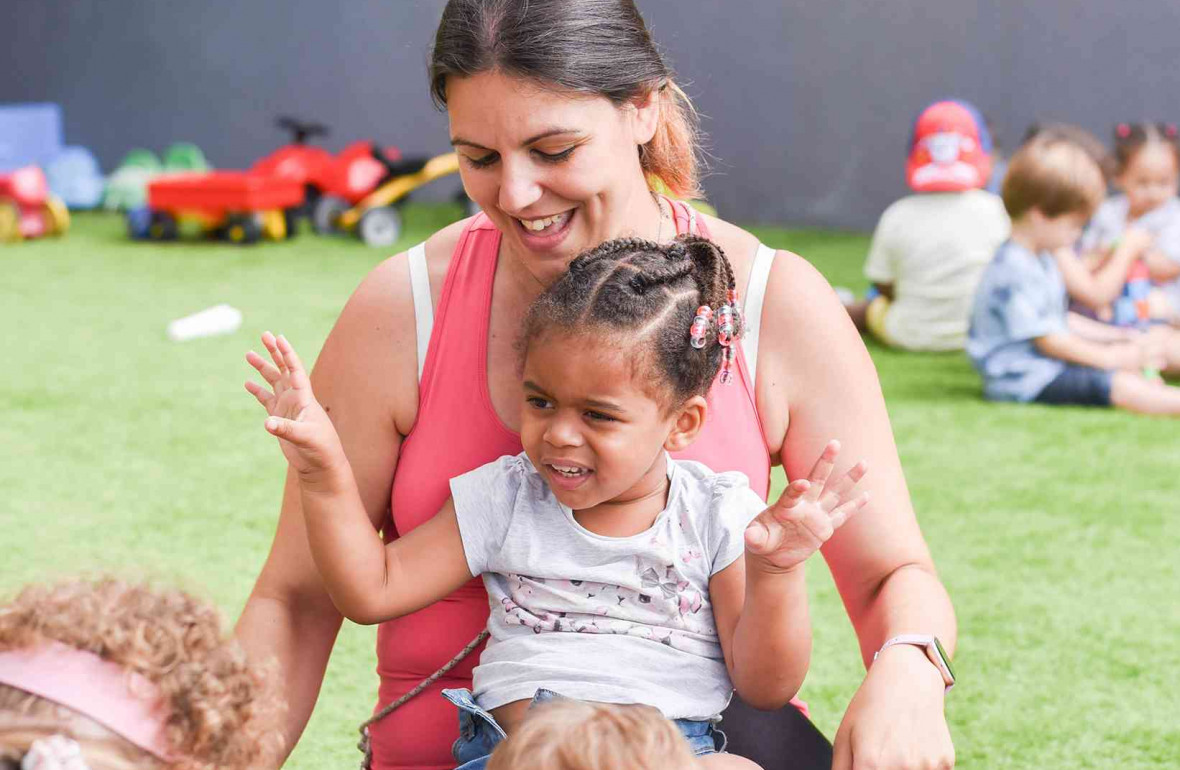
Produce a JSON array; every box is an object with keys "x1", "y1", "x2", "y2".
[
  {"x1": 1112, "y1": 122, "x2": 1180, "y2": 219},
  {"x1": 517, "y1": 235, "x2": 739, "y2": 509},
  {"x1": 1002, "y1": 134, "x2": 1106, "y2": 252},
  {"x1": 486, "y1": 700, "x2": 697, "y2": 770},
  {"x1": 0, "y1": 578, "x2": 282, "y2": 770}
]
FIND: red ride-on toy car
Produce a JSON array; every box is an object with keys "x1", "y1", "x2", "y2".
[
  {"x1": 130, "y1": 171, "x2": 304, "y2": 244},
  {"x1": 0, "y1": 165, "x2": 70, "y2": 242}
]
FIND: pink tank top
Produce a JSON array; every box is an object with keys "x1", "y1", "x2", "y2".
[{"x1": 371, "y1": 202, "x2": 771, "y2": 769}]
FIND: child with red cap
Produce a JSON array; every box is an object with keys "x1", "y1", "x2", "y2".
[{"x1": 843, "y1": 99, "x2": 1011, "y2": 351}]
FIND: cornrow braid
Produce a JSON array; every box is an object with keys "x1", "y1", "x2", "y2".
[{"x1": 521, "y1": 234, "x2": 741, "y2": 409}]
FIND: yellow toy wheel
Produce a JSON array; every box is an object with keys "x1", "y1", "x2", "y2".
[
  {"x1": 0, "y1": 202, "x2": 21, "y2": 242},
  {"x1": 260, "y1": 209, "x2": 286, "y2": 241},
  {"x1": 43, "y1": 195, "x2": 70, "y2": 236}
]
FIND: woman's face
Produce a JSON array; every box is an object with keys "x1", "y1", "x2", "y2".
[{"x1": 447, "y1": 71, "x2": 660, "y2": 285}]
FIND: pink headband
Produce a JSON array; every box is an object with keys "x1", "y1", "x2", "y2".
[{"x1": 0, "y1": 642, "x2": 174, "y2": 760}]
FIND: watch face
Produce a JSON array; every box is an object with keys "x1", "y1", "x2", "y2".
[{"x1": 933, "y1": 637, "x2": 955, "y2": 684}]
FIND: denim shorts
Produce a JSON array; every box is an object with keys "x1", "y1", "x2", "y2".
[
  {"x1": 1034, "y1": 365, "x2": 1114, "y2": 407},
  {"x1": 441, "y1": 688, "x2": 726, "y2": 770}
]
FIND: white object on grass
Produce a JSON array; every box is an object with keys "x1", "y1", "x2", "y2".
[{"x1": 167, "y1": 304, "x2": 242, "y2": 342}]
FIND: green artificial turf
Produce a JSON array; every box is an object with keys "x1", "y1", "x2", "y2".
[{"x1": 2, "y1": 209, "x2": 1177, "y2": 768}]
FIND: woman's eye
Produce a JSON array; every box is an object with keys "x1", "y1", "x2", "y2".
[
  {"x1": 534, "y1": 147, "x2": 576, "y2": 164},
  {"x1": 463, "y1": 153, "x2": 498, "y2": 169}
]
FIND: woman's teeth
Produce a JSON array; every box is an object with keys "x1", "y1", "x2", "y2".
[{"x1": 519, "y1": 211, "x2": 571, "y2": 233}]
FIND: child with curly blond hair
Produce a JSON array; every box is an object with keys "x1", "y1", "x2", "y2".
[
  {"x1": 0, "y1": 579, "x2": 283, "y2": 770},
  {"x1": 486, "y1": 699, "x2": 697, "y2": 770}
]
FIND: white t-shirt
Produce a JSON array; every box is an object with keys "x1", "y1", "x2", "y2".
[
  {"x1": 864, "y1": 190, "x2": 1011, "y2": 351},
  {"x1": 450, "y1": 453, "x2": 765, "y2": 721}
]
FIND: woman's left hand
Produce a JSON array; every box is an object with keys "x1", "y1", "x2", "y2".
[{"x1": 832, "y1": 644, "x2": 954, "y2": 770}]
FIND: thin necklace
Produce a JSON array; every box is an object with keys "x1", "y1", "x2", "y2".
[{"x1": 652, "y1": 192, "x2": 669, "y2": 243}]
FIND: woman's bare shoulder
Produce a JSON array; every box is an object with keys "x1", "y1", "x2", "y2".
[
  {"x1": 696, "y1": 211, "x2": 760, "y2": 267},
  {"x1": 312, "y1": 217, "x2": 472, "y2": 435}
]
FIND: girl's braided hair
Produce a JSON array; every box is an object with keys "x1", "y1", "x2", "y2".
[
  {"x1": 521, "y1": 234, "x2": 740, "y2": 408},
  {"x1": 1112, "y1": 121, "x2": 1180, "y2": 176}
]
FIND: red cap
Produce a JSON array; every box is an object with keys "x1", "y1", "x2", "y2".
[{"x1": 906, "y1": 100, "x2": 993, "y2": 192}]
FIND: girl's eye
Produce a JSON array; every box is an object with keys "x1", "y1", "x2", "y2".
[
  {"x1": 526, "y1": 396, "x2": 552, "y2": 410},
  {"x1": 463, "y1": 153, "x2": 498, "y2": 169},
  {"x1": 584, "y1": 410, "x2": 616, "y2": 422},
  {"x1": 534, "y1": 147, "x2": 576, "y2": 164}
]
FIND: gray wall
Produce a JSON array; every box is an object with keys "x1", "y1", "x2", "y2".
[{"x1": 3, "y1": 0, "x2": 1176, "y2": 230}]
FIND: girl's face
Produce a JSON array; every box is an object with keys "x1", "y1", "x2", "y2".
[
  {"x1": 518, "y1": 332, "x2": 702, "y2": 511},
  {"x1": 447, "y1": 71, "x2": 661, "y2": 286},
  {"x1": 1118, "y1": 142, "x2": 1179, "y2": 219}
]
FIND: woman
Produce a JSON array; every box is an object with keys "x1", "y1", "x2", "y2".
[{"x1": 237, "y1": 2, "x2": 957, "y2": 769}]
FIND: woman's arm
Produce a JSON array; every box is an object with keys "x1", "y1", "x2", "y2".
[
  {"x1": 712, "y1": 448, "x2": 867, "y2": 710},
  {"x1": 235, "y1": 252, "x2": 423, "y2": 763},
  {"x1": 756, "y1": 253, "x2": 955, "y2": 769},
  {"x1": 250, "y1": 332, "x2": 476, "y2": 625}
]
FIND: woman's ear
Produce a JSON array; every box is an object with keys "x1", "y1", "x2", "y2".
[
  {"x1": 630, "y1": 87, "x2": 661, "y2": 147},
  {"x1": 664, "y1": 395, "x2": 707, "y2": 452}
]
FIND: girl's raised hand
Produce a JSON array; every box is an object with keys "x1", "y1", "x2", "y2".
[
  {"x1": 244, "y1": 332, "x2": 347, "y2": 479},
  {"x1": 744, "y1": 440, "x2": 868, "y2": 572}
]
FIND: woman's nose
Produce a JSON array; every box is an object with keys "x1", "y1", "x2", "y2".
[{"x1": 498, "y1": 157, "x2": 543, "y2": 213}]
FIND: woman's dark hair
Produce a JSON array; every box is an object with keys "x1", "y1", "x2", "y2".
[
  {"x1": 521, "y1": 235, "x2": 739, "y2": 407},
  {"x1": 429, "y1": 0, "x2": 702, "y2": 198},
  {"x1": 1111, "y1": 122, "x2": 1180, "y2": 175}
]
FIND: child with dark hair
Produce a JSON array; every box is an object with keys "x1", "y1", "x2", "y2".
[
  {"x1": 1078, "y1": 122, "x2": 1180, "y2": 324},
  {"x1": 245, "y1": 236, "x2": 870, "y2": 769},
  {"x1": 968, "y1": 135, "x2": 1180, "y2": 415},
  {"x1": 0, "y1": 579, "x2": 282, "y2": 770}
]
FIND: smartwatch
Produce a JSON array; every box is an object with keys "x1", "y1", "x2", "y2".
[{"x1": 873, "y1": 634, "x2": 955, "y2": 692}]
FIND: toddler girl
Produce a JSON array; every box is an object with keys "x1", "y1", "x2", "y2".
[
  {"x1": 0, "y1": 578, "x2": 281, "y2": 770},
  {"x1": 245, "y1": 235, "x2": 868, "y2": 768},
  {"x1": 1080, "y1": 122, "x2": 1180, "y2": 324}
]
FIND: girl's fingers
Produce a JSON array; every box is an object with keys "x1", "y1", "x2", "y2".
[
  {"x1": 264, "y1": 416, "x2": 313, "y2": 446},
  {"x1": 770, "y1": 479, "x2": 810, "y2": 512},
  {"x1": 246, "y1": 350, "x2": 282, "y2": 386},
  {"x1": 744, "y1": 520, "x2": 771, "y2": 553},
  {"x1": 828, "y1": 492, "x2": 870, "y2": 530},
  {"x1": 261, "y1": 331, "x2": 288, "y2": 375},
  {"x1": 244, "y1": 380, "x2": 275, "y2": 411},
  {"x1": 805, "y1": 440, "x2": 841, "y2": 499},
  {"x1": 819, "y1": 460, "x2": 868, "y2": 511},
  {"x1": 276, "y1": 334, "x2": 309, "y2": 389}
]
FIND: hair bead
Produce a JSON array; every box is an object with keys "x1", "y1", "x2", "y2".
[{"x1": 690, "y1": 305, "x2": 713, "y2": 349}]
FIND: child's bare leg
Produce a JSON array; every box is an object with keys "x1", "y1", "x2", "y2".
[
  {"x1": 699, "y1": 754, "x2": 762, "y2": 768},
  {"x1": 1148, "y1": 325, "x2": 1180, "y2": 376},
  {"x1": 1111, "y1": 371, "x2": 1180, "y2": 415},
  {"x1": 845, "y1": 299, "x2": 870, "y2": 332}
]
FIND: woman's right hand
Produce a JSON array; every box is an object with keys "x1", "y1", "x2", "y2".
[{"x1": 245, "y1": 331, "x2": 349, "y2": 481}]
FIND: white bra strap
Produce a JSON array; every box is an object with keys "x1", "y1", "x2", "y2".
[
  {"x1": 741, "y1": 243, "x2": 776, "y2": 389},
  {"x1": 406, "y1": 242, "x2": 433, "y2": 383}
]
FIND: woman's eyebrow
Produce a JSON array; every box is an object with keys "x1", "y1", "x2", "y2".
[{"x1": 451, "y1": 128, "x2": 582, "y2": 150}]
